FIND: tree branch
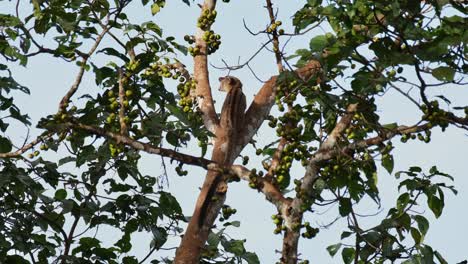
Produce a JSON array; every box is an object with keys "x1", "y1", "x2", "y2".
[
  {"x1": 230, "y1": 165, "x2": 288, "y2": 210},
  {"x1": 58, "y1": 26, "x2": 110, "y2": 112},
  {"x1": 60, "y1": 121, "x2": 213, "y2": 168},
  {"x1": 280, "y1": 103, "x2": 358, "y2": 264},
  {"x1": 0, "y1": 132, "x2": 53, "y2": 158},
  {"x1": 238, "y1": 60, "x2": 321, "y2": 150},
  {"x1": 192, "y1": 0, "x2": 218, "y2": 134}
]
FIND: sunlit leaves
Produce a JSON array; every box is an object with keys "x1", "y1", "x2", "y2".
[{"x1": 151, "y1": 3, "x2": 161, "y2": 15}]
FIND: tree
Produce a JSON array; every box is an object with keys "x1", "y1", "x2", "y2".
[{"x1": 0, "y1": 0, "x2": 467, "y2": 263}]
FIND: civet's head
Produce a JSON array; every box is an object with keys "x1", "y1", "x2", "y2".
[{"x1": 219, "y1": 76, "x2": 242, "y2": 92}]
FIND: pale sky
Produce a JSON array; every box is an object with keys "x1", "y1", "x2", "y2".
[{"x1": 3, "y1": 0, "x2": 468, "y2": 263}]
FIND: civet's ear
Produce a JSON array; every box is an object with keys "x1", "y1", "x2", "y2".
[
  {"x1": 228, "y1": 76, "x2": 235, "y2": 85},
  {"x1": 219, "y1": 77, "x2": 225, "y2": 82}
]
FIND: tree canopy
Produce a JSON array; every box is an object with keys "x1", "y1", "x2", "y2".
[{"x1": 0, "y1": 0, "x2": 467, "y2": 263}]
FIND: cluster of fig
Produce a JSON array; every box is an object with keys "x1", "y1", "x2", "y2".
[
  {"x1": 109, "y1": 142, "x2": 125, "y2": 157},
  {"x1": 177, "y1": 78, "x2": 196, "y2": 114},
  {"x1": 401, "y1": 130, "x2": 432, "y2": 144},
  {"x1": 101, "y1": 85, "x2": 139, "y2": 156},
  {"x1": 197, "y1": 9, "x2": 217, "y2": 31},
  {"x1": 183, "y1": 35, "x2": 195, "y2": 45},
  {"x1": 242, "y1": 155, "x2": 249, "y2": 165},
  {"x1": 183, "y1": 35, "x2": 201, "y2": 56},
  {"x1": 103, "y1": 87, "x2": 136, "y2": 125},
  {"x1": 421, "y1": 100, "x2": 449, "y2": 131},
  {"x1": 144, "y1": 61, "x2": 197, "y2": 115},
  {"x1": 274, "y1": 108, "x2": 303, "y2": 141},
  {"x1": 247, "y1": 168, "x2": 264, "y2": 189},
  {"x1": 143, "y1": 62, "x2": 182, "y2": 80},
  {"x1": 301, "y1": 222, "x2": 319, "y2": 239},
  {"x1": 220, "y1": 205, "x2": 237, "y2": 222},
  {"x1": 27, "y1": 149, "x2": 41, "y2": 159},
  {"x1": 27, "y1": 140, "x2": 53, "y2": 159},
  {"x1": 317, "y1": 158, "x2": 352, "y2": 180},
  {"x1": 275, "y1": 80, "x2": 298, "y2": 112},
  {"x1": 345, "y1": 109, "x2": 380, "y2": 142},
  {"x1": 266, "y1": 20, "x2": 284, "y2": 35},
  {"x1": 271, "y1": 214, "x2": 285, "y2": 234},
  {"x1": 293, "y1": 179, "x2": 315, "y2": 212},
  {"x1": 268, "y1": 107, "x2": 313, "y2": 189},
  {"x1": 187, "y1": 46, "x2": 201, "y2": 57},
  {"x1": 202, "y1": 30, "x2": 221, "y2": 54},
  {"x1": 274, "y1": 142, "x2": 312, "y2": 189},
  {"x1": 175, "y1": 164, "x2": 188, "y2": 176},
  {"x1": 272, "y1": 80, "x2": 318, "y2": 189}
]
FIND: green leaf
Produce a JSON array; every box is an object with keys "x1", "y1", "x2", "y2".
[
  {"x1": 54, "y1": 189, "x2": 67, "y2": 201},
  {"x1": 382, "y1": 154, "x2": 394, "y2": 174},
  {"x1": 432, "y1": 66, "x2": 455, "y2": 82},
  {"x1": 151, "y1": 3, "x2": 161, "y2": 15},
  {"x1": 166, "y1": 104, "x2": 190, "y2": 125},
  {"x1": 222, "y1": 239, "x2": 246, "y2": 256},
  {"x1": 98, "y1": 47, "x2": 130, "y2": 62},
  {"x1": 414, "y1": 215, "x2": 429, "y2": 236},
  {"x1": 397, "y1": 193, "x2": 410, "y2": 211},
  {"x1": 338, "y1": 198, "x2": 352, "y2": 216},
  {"x1": 242, "y1": 252, "x2": 260, "y2": 264},
  {"x1": 116, "y1": 234, "x2": 132, "y2": 252},
  {"x1": 410, "y1": 227, "x2": 421, "y2": 244},
  {"x1": 207, "y1": 231, "x2": 222, "y2": 248},
  {"x1": 341, "y1": 231, "x2": 352, "y2": 239},
  {"x1": 151, "y1": 227, "x2": 168, "y2": 249},
  {"x1": 428, "y1": 195, "x2": 443, "y2": 218},
  {"x1": 78, "y1": 237, "x2": 101, "y2": 248},
  {"x1": 326, "y1": 243, "x2": 342, "y2": 257},
  {"x1": 0, "y1": 136, "x2": 12, "y2": 153},
  {"x1": 421, "y1": 245, "x2": 434, "y2": 263},
  {"x1": 159, "y1": 191, "x2": 182, "y2": 215},
  {"x1": 309, "y1": 35, "x2": 328, "y2": 52},
  {"x1": 165, "y1": 131, "x2": 179, "y2": 147},
  {"x1": 342, "y1": 247, "x2": 355, "y2": 264}
]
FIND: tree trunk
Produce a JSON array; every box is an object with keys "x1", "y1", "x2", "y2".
[
  {"x1": 174, "y1": 170, "x2": 226, "y2": 263},
  {"x1": 174, "y1": 125, "x2": 233, "y2": 263},
  {"x1": 281, "y1": 226, "x2": 301, "y2": 264}
]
